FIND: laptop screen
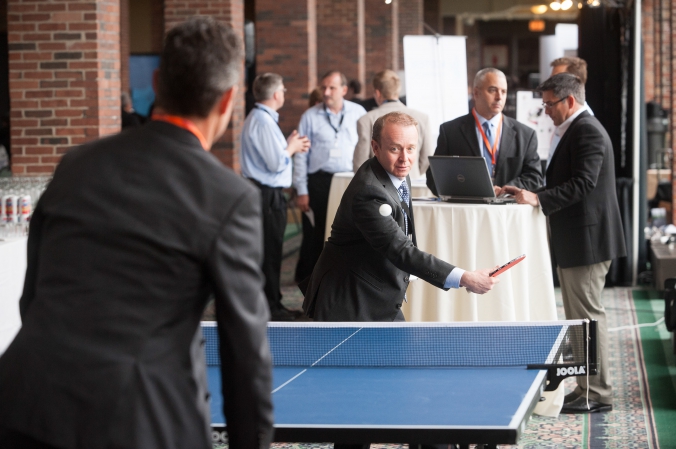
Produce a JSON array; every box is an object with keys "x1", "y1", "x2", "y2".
[{"x1": 428, "y1": 156, "x2": 496, "y2": 199}]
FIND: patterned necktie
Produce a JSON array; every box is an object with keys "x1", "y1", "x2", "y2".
[
  {"x1": 483, "y1": 121, "x2": 494, "y2": 176},
  {"x1": 398, "y1": 181, "x2": 409, "y2": 235}
]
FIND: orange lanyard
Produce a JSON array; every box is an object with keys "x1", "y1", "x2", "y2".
[
  {"x1": 471, "y1": 109, "x2": 502, "y2": 165},
  {"x1": 152, "y1": 114, "x2": 209, "y2": 150}
]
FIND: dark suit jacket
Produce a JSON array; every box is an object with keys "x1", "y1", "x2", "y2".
[
  {"x1": 537, "y1": 111, "x2": 626, "y2": 268},
  {"x1": 0, "y1": 122, "x2": 273, "y2": 449},
  {"x1": 426, "y1": 113, "x2": 542, "y2": 194},
  {"x1": 302, "y1": 157, "x2": 455, "y2": 321}
]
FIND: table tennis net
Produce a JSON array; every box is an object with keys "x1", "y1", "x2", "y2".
[{"x1": 202, "y1": 320, "x2": 589, "y2": 368}]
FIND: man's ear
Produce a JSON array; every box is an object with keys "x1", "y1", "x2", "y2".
[
  {"x1": 218, "y1": 86, "x2": 237, "y2": 115},
  {"x1": 341, "y1": 85, "x2": 348, "y2": 97},
  {"x1": 371, "y1": 138, "x2": 380, "y2": 157},
  {"x1": 567, "y1": 95, "x2": 575, "y2": 108}
]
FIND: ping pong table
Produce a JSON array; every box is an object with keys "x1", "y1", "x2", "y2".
[{"x1": 203, "y1": 320, "x2": 594, "y2": 447}]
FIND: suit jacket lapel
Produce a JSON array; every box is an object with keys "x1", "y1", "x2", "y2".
[
  {"x1": 369, "y1": 158, "x2": 410, "y2": 236},
  {"x1": 460, "y1": 114, "x2": 482, "y2": 157},
  {"x1": 545, "y1": 110, "x2": 590, "y2": 178},
  {"x1": 496, "y1": 116, "x2": 515, "y2": 169}
]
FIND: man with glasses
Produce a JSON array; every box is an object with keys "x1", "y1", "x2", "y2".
[
  {"x1": 426, "y1": 68, "x2": 542, "y2": 196},
  {"x1": 241, "y1": 73, "x2": 311, "y2": 321},
  {"x1": 503, "y1": 73, "x2": 626, "y2": 414}
]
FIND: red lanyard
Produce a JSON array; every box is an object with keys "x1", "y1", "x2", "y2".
[
  {"x1": 471, "y1": 109, "x2": 502, "y2": 165},
  {"x1": 152, "y1": 114, "x2": 209, "y2": 150}
]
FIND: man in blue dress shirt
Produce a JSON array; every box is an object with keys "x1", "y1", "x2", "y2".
[
  {"x1": 241, "y1": 73, "x2": 310, "y2": 321},
  {"x1": 293, "y1": 70, "x2": 367, "y2": 282}
]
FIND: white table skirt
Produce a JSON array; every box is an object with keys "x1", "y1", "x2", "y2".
[
  {"x1": 325, "y1": 172, "x2": 433, "y2": 238},
  {"x1": 402, "y1": 201, "x2": 557, "y2": 323},
  {"x1": 0, "y1": 237, "x2": 27, "y2": 354}
]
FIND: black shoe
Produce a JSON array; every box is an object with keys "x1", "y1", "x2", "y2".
[
  {"x1": 560, "y1": 396, "x2": 612, "y2": 414},
  {"x1": 564, "y1": 392, "x2": 580, "y2": 404},
  {"x1": 270, "y1": 307, "x2": 301, "y2": 321}
]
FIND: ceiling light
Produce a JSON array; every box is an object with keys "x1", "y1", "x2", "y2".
[
  {"x1": 561, "y1": 0, "x2": 573, "y2": 9},
  {"x1": 384, "y1": 0, "x2": 392, "y2": 4},
  {"x1": 550, "y1": 1, "x2": 562, "y2": 11},
  {"x1": 531, "y1": 5, "x2": 548, "y2": 14}
]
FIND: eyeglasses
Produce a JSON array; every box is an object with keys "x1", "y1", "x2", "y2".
[{"x1": 542, "y1": 97, "x2": 567, "y2": 109}]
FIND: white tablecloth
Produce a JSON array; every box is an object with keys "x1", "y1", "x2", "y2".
[
  {"x1": 325, "y1": 172, "x2": 433, "y2": 238},
  {"x1": 0, "y1": 237, "x2": 27, "y2": 354},
  {"x1": 402, "y1": 201, "x2": 557, "y2": 323}
]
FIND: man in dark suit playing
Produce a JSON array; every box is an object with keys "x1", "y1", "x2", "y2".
[
  {"x1": 426, "y1": 68, "x2": 542, "y2": 196},
  {"x1": 0, "y1": 17, "x2": 273, "y2": 449},
  {"x1": 504, "y1": 73, "x2": 626, "y2": 414},
  {"x1": 303, "y1": 111, "x2": 498, "y2": 323}
]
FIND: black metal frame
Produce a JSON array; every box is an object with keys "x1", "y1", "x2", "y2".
[{"x1": 527, "y1": 319, "x2": 598, "y2": 391}]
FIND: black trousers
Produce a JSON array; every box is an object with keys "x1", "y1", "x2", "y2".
[
  {"x1": 295, "y1": 170, "x2": 334, "y2": 282},
  {"x1": 0, "y1": 428, "x2": 63, "y2": 449},
  {"x1": 253, "y1": 181, "x2": 287, "y2": 314}
]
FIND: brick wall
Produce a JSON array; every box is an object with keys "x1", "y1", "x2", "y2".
[
  {"x1": 256, "y1": 0, "x2": 317, "y2": 136},
  {"x1": 316, "y1": 0, "x2": 361, "y2": 86},
  {"x1": 364, "y1": 0, "x2": 394, "y2": 97},
  {"x1": 120, "y1": 0, "x2": 129, "y2": 96},
  {"x1": 164, "y1": 0, "x2": 245, "y2": 172},
  {"x1": 398, "y1": 0, "x2": 422, "y2": 72},
  {"x1": 7, "y1": 0, "x2": 121, "y2": 175}
]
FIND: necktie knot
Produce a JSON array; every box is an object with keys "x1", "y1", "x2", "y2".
[
  {"x1": 398, "y1": 182, "x2": 409, "y2": 205},
  {"x1": 483, "y1": 121, "x2": 493, "y2": 144}
]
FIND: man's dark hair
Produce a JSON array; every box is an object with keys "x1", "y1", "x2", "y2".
[
  {"x1": 551, "y1": 57, "x2": 588, "y2": 84},
  {"x1": 155, "y1": 17, "x2": 243, "y2": 118},
  {"x1": 321, "y1": 70, "x2": 348, "y2": 86},
  {"x1": 537, "y1": 73, "x2": 585, "y2": 105}
]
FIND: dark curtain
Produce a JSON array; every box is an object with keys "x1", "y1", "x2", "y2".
[{"x1": 579, "y1": 3, "x2": 643, "y2": 286}]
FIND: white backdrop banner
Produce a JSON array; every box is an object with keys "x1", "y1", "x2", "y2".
[
  {"x1": 516, "y1": 90, "x2": 554, "y2": 160},
  {"x1": 403, "y1": 36, "x2": 469, "y2": 147}
]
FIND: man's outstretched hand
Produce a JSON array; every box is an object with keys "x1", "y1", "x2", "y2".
[{"x1": 459, "y1": 267, "x2": 500, "y2": 294}]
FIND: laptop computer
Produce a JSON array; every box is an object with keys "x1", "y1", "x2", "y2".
[{"x1": 427, "y1": 155, "x2": 516, "y2": 204}]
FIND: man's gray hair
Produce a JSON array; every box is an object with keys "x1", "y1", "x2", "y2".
[
  {"x1": 537, "y1": 73, "x2": 585, "y2": 104},
  {"x1": 253, "y1": 73, "x2": 283, "y2": 101},
  {"x1": 473, "y1": 68, "x2": 506, "y2": 89}
]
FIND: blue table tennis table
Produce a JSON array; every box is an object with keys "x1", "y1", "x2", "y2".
[{"x1": 203, "y1": 320, "x2": 593, "y2": 446}]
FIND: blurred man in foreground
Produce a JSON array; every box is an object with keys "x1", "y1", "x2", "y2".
[{"x1": 0, "y1": 17, "x2": 273, "y2": 449}]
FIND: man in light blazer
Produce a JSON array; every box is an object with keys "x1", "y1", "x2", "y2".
[
  {"x1": 426, "y1": 68, "x2": 542, "y2": 196},
  {"x1": 504, "y1": 73, "x2": 626, "y2": 414},
  {"x1": 0, "y1": 18, "x2": 273, "y2": 449},
  {"x1": 352, "y1": 70, "x2": 433, "y2": 180}
]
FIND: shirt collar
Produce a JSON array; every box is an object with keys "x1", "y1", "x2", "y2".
[
  {"x1": 555, "y1": 105, "x2": 587, "y2": 137},
  {"x1": 320, "y1": 102, "x2": 346, "y2": 116},
  {"x1": 386, "y1": 170, "x2": 406, "y2": 190},
  {"x1": 474, "y1": 109, "x2": 502, "y2": 129},
  {"x1": 255, "y1": 103, "x2": 279, "y2": 122}
]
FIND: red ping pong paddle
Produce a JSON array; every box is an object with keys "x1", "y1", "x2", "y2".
[{"x1": 489, "y1": 254, "x2": 526, "y2": 277}]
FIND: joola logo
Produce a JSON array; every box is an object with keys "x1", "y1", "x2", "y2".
[{"x1": 557, "y1": 366, "x2": 586, "y2": 376}]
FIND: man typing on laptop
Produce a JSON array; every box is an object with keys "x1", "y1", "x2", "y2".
[{"x1": 426, "y1": 68, "x2": 542, "y2": 196}]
